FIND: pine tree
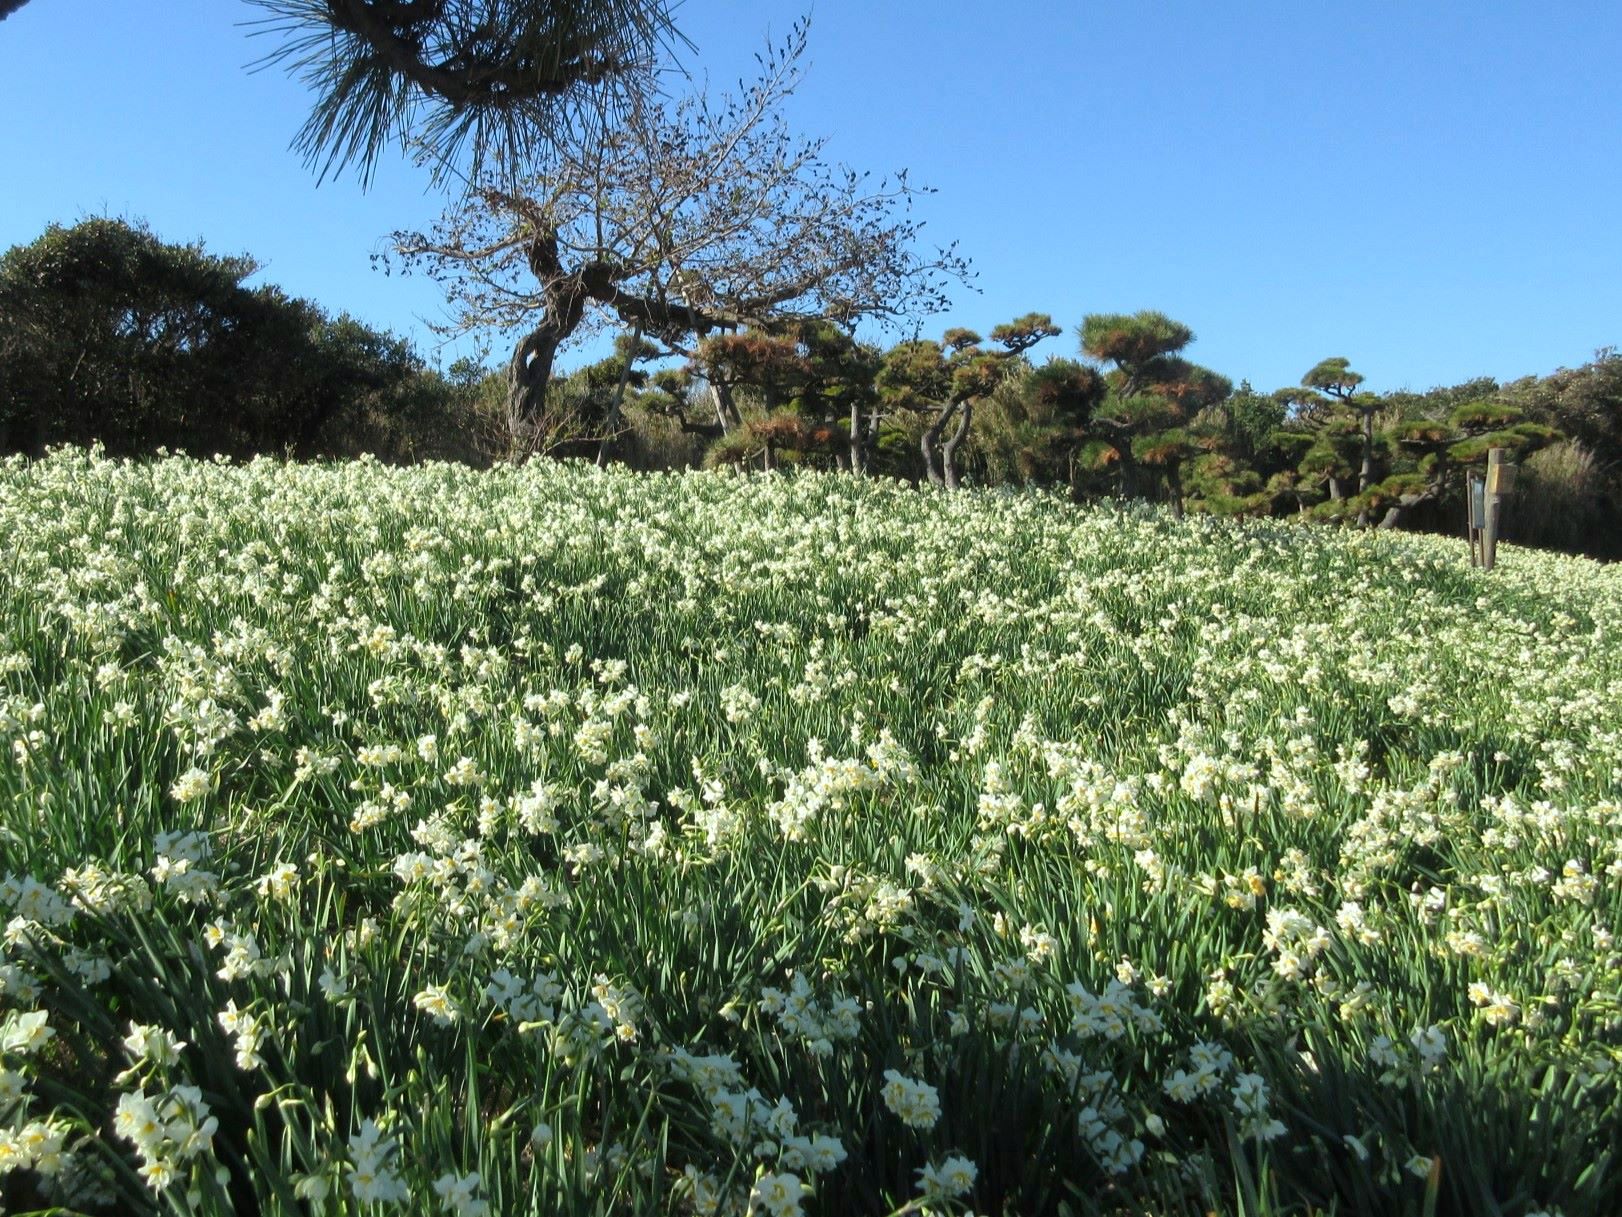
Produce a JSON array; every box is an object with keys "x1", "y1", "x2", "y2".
[
  {"x1": 1076, "y1": 310, "x2": 1231, "y2": 515},
  {"x1": 5, "y1": 0, "x2": 679, "y2": 183}
]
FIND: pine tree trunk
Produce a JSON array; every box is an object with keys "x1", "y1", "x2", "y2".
[
  {"x1": 1357, "y1": 407, "x2": 1376, "y2": 526},
  {"x1": 710, "y1": 380, "x2": 742, "y2": 433},
  {"x1": 1359, "y1": 408, "x2": 1376, "y2": 493},
  {"x1": 1376, "y1": 493, "x2": 1427, "y2": 530},
  {"x1": 1118, "y1": 452, "x2": 1140, "y2": 500},
  {"x1": 1377, "y1": 469, "x2": 1445, "y2": 530},
  {"x1": 941, "y1": 400, "x2": 973, "y2": 490},
  {"x1": 849, "y1": 397, "x2": 865, "y2": 475},
  {"x1": 920, "y1": 401, "x2": 958, "y2": 486}
]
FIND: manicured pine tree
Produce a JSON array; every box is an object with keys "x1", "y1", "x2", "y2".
[
  {"x1": 1076, "y1": 310, "x2": 1231, "y2": 515},
  {"x1": 1298, "y1": 358, "x2": 1387, "y2": 524},
  {"x1": 694, "y1": 322, "x2": 880, "y2": 471},
  {"x1": 878, "y1": 314, "x2": 1059, "y2": 488},
  {"x1": 971, "y1": 358, "x2": 1109, "y2": 491},
  {"x1": 1375, "y1": 401, "x2": 1559, "y2": 529},
  {"x1": 1182, "y1": 381, "x2": 1287, "y2": 517}
]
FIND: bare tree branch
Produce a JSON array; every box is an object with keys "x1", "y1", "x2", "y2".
[{"x1": 391, "y1": 19, "x2": 970, "y2": 453}]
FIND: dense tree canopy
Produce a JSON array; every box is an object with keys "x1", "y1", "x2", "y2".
[
  {"x1": 693, "y1": 322, "x2": 883, "y2": 473},
  {"x1": 876, "y1": 315, "x2": 1059, "y2": 488},
  {"x1": 1070, "y1": 310, "x2": 1232, "y2": 513},
  {"x1": 0, "y1": 218, "x2": 468, "y2": 460},
  {"x1": 2, "y1": 217, "x2": 1611, "y2": 556}
]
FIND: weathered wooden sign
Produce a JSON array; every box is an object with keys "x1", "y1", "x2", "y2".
[
  {"x1": 1486, "y1": 459, "x2": 1517, "y2": 496},
  {"x1": 1472, "y1": 447, "x2": 1518, "y2": 571}
]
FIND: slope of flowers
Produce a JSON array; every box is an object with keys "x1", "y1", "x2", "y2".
[{"x1": 0, "y1": 448, "x2": 1617, "y2": 1216}]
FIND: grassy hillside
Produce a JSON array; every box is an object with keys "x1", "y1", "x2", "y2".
[{"x1": 0, "y1": 450, "x2": 1618, "y2": 1215}]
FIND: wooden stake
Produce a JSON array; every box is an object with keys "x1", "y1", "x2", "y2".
[
  {"x1": 1467, "y1": 473, "x2": 1484, "y2": 568},
  {"x1": 1482, "y1": 448, "x2": 1509, "y2": 571}
]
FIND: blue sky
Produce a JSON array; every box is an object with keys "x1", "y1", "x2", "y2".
[{"x1": 3, "y1": 1, "x2": 1619, "y2": 393}]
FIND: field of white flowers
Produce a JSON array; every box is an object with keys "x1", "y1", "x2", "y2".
[{"x1": 0, "y1": 448, "x2": 1617, "y2": 1216}]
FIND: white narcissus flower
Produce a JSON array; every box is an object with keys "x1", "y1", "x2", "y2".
[
  {"x1": 749, "y1": 1171, "x2": 806, "y2": 1217},
  {"x1": 917, "y1": 1154, "x2": 978, "y2": 1200},
  {"x1": 433, "y1": 1171, "x2": 489, "y2": 1217},
  {"x1": 0, "y1": 1010, "x2": 54, "y2": 1055},
  {"x1": 169, "y1": 767, "x2": 212, "y2": 803},
  {"x1": 414, "y1": 985, "x2": 459, "y2": 1026},
  {"x1": 880, "y1": 1070, "x2": 941, "y2": 1130},
  {"x1": 121, "y1": 1022, "x2": 186, "y2": 1067}
]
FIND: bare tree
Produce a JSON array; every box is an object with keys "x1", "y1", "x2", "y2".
[{"x1": 390, "y1": 20, "x2": 969, "y2": 455}]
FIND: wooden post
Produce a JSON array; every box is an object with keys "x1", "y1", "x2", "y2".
[
  {"x1": 1480, "y1": 447, "x2": 1518, "y2": 571},
  {"x1": 1466, "y1": 472, "x2": 1485, "y2": 567}
]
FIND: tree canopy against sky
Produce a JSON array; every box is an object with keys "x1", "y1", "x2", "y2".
[
  {"x1": 3, "y1": 0, "x2": 680, "y2": 183},
  {"x1": 0, "y1": 217, "x2": 450, "y2": 459},
  {"x1": 6, "y1": 3, "x2": 1619, "y2": 391},
  {"x1": 392, "y1": 21, "x2": 970, "y2": 452}
]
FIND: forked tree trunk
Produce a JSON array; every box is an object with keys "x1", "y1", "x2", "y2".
[
  {"x1": 920, "y1": 400, "x2": 960, "y2": 486},
  {"x1": 505, "y1": 240, "x2": 593, "y2": 455},
  {"x1": 506, "y1": 327, "x2": 566, "y2": 455},
  {"x1": 941, "y1": 400, "x2": 973, "y2": 490},
  {"x1": 710, "y1": 380, "x2": 743, "y2": 433}
]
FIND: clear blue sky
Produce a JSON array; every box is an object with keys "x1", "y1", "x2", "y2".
[{"x1": 4, "y1": 1, "x2": 1619, "y2": 393}]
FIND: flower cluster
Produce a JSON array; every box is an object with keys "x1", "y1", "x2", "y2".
[{"x1": 1, "y1": 451, "x2": 1618, "y2": 1214}]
